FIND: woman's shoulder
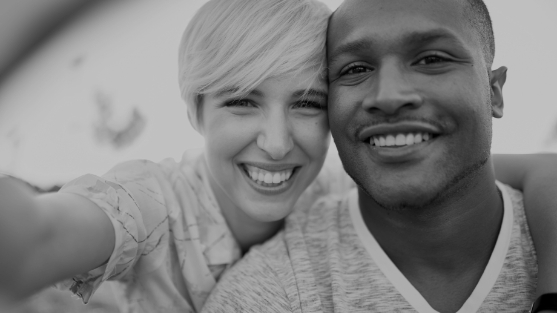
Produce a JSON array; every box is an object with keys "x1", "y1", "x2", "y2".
[
  {"x1": 95, "y1": 150, "x2": 205, "y2": 192},
  {"x1": 58, "y1": 151, "x2": 208, "y2": 232},
  {"x1": 155, "y1": 149, "x2": 204, "y2": 182}
]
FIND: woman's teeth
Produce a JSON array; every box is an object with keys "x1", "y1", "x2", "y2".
[
  {"x1": 371, "y1": 132, "x2": 433, "y2": 147},
  {"x1": 243, "y1": 165, "x2": 293, "y2": 186}
]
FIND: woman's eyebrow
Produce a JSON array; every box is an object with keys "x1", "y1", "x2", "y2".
[
  {"x1": 293, "y1": 89, "x2": 328, "y2": 99},
  {"x1": 215, "y1": 88, "x2": 263, "y2": 98},
  {"x1": 215, "y1": 87, "x2": 238, "y2": 97}
]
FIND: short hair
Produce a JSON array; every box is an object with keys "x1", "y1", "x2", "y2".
[
  {"x1": 178, "y1": 0, "x2": 331, "y2": 130},
  {"x1": 463, "y1": 0, "x2": 495, "y2": 67}
]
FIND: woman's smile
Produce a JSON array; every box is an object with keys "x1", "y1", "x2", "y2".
[
  {"x1": 242, "y1": 163, "x2": 298, "y2": 186},
  {"x1": 239, "y1": 163, "x2": 300, "y2": 195}
]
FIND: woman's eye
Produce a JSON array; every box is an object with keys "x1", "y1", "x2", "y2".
[
  {"x1": 294, "y1": 100, "x2": 325, "y2": 110},
  {"x1": 417, "y1": 55, "x2": 450, "y2": 65},
  {"x1": 224, "y1": 99, "x2": 254, "y2": 107}
]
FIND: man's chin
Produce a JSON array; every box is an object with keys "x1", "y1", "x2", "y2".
[
  {"x1": 367, "y1": 189, "x2": 437, "y2": 212},
  {"x1": 355, "y1": 175, "x2": 447, "y2": 212},
  {"x1": 360, "y1": 155, "x2": 490, "y2": 213}
]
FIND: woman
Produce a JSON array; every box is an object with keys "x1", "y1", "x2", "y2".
[{"x1": 0, "y1": 0, "x2": 556, "y2": 312}]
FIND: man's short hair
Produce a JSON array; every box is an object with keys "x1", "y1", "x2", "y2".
[{"x1": 463, "y1": 0, "x2": 495, "y2": 67}]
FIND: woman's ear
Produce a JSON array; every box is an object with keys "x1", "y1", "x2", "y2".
[
  {"x1": 188, "y1": 95, "x2": 204, "y2": 135},
  {"x1": 490, "y1": 66, "x2": 507, "y2": 118},
  {"x1": 187, "y1": 110, "x2": 201, "y2": 135}
]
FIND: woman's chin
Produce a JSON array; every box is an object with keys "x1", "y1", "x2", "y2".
[{"x1": 240, "y1": 201, "x2": 294, "y2": 223}]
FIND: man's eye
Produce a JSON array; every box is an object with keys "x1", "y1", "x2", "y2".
[
  {"x1": 224, "y1": 99, "x2": 254, "y2": 107},
  {"x1": 345, "y1": 65, "x2": 371, "y2": 75},
  {"x1": 416, "y1": 55, "x2": 450, "y2": 65}
]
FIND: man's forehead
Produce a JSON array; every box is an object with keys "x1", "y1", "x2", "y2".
[
  {"x1": 328, "y1": 29, "x2": 470, "y2": 67},
  {"x1": 328, "y1": 0, "x2": 470, "y2": 49},
  {"x1": 332, "y1": 0, "x2": 465, "y2": 20}
]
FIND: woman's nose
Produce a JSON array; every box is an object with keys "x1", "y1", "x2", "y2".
[{"x1": 256, "y1": 111, "x2": 294, "y2": 160}]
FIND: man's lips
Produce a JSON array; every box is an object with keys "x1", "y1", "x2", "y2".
[
  {"x1": 358, "y1": 121, "x2": 442, "y2": 142},
  {"x1": 356, "y1": 121, "x2": 444, "y2": 152},
  {"x1": 370, "y1": 132, "x2": 435, "y2": 147}
]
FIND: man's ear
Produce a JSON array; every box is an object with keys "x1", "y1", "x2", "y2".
[{"x1": 490, "y1": 66, "x2": 507, "y2": 118}]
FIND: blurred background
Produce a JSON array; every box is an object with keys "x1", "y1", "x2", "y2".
[{"x1": 0, "y1": 0, "x2": 556, "y2": 312}]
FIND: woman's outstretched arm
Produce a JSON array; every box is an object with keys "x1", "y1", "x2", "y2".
[
  {"x1": 0, "y1": 177, "x2": 114, "y2": 305},
  {"x1": 493, "y1": 153, "x2": 557, "y2": 298}
]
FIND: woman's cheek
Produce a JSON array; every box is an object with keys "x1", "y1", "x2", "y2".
[{"x1": 296, "y1": 115, "x2": 330, "y2": 157}]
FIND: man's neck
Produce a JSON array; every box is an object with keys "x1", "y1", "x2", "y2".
[{"x1": 359, "y1": 166, "x2": 504, "y2": 312}]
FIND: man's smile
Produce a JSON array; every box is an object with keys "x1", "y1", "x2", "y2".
[
  {"x1": 359, "y1": 121, "x2": 441, "y2": 144},
  {"x1": 370, "y1": 132, "x2": 435, "y2": 147},
  {"x1": 356, "y1": 121, "x2": 444, "y2": 162}
]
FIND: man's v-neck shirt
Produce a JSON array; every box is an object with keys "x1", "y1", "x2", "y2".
[
  {"x1": 203, "y1": 182, "x2": 537, "y2": 313},
  {"x1": 349, "y1": 181, "x2": 525, "y2": 313}
]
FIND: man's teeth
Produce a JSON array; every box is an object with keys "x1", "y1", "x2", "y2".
[
  {"x1": 244, "y1": 165, "x2": 293, "y2": 185},
  {"x1": 371, "y1": 132, "x2": 433, "y2": 147}
]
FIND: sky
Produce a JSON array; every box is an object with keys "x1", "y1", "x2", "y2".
[{"x1": 0, "y1": 0, "x2": 556, "y2": 187}]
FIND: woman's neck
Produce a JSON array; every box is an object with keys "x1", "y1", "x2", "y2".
[
  {"x1": 220, "y1": 205, "x2": 284, "y2": 253},
  {"x1": 203, "y1": 161, "x2": 283, "y2": 253}
]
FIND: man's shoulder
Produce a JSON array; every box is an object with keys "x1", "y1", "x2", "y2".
[
  {"x1": 480, "y1": 182, "x2": 536, "y2": 311},
  {"x1": 202, "y1": 235, "x2": 293, "y2": 312},
  {"x1": 247, "y1": 231, "x2": 290, "y2": 265},
  {"x1": 499, "y1": 181, "x2": 523, "y2": 204},
  {"x1": 243, "y1": 192, "x2": 349, "y2": 271},
  {"x1": 289, "y1": 190, "x2": 349, "y2": 228},
  {"x1": 202, "y1": 193, "x2": 352, "y2": 313},
  {"x1": 240, "y1": 230, "x2": 299, "y2": 281},
  {"x1": 497, "y1": 182, "x2": 533, "y2": 250},
  {"x1": 497, "y1": 182, "x2": 527, "y2": 230}
]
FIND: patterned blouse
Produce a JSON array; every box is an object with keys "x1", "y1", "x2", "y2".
[{"x1": 55, "y1": 150, "x2": 353, "y2": 313}]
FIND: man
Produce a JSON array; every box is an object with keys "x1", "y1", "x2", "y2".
[{"x1": 202, "y1": 0, "x2": 538, "y2": 311}]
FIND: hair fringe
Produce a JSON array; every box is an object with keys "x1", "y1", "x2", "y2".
[{"x1": 178, "y1": 0, "x2": 331, "y2": 130}]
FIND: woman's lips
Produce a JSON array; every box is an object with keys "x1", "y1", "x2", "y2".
[{"x1": 242, "y1": 164, "x2": 297, "y2": 186}]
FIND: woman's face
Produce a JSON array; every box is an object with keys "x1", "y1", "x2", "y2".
[{"x1": 201, "y1": 73, "x2": 330, "y2": 222}]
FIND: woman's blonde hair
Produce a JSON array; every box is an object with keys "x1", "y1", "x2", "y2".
[{"x1": 178, "y1": 0, "x2": 331, "y2": 131}]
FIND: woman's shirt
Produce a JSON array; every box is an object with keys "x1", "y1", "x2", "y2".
[{"x1": 55, "y1": 150, "x2": 353, "y2": 313}]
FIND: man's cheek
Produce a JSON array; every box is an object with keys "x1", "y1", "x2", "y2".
[{"x1": 329, "y1": 97, "x2": 352, "y2": 122}]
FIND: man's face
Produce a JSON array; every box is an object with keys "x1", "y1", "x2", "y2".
[{"x1": 327, "y1": 0, "x2": 505, "y2": 210}]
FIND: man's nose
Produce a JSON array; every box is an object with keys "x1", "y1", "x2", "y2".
[
  {"x1": 362, "y1": 62, "x2": 423, "y2": 115},
  {"x1": 256, "y1": 111, "x2": 294, "y2": 160}
]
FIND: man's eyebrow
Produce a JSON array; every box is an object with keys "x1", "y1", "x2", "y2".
[
  {"x1": 328, "y1": 38, "x2": 374, "y2": 66},
  {"x1": 403, "y1": 29, "x2": 467, "y2": 50},
  {"x1": 328, "y1": 29, "x2": 467, "y2": 66},
  {"x1": 293, "y1": 89, "x2": 328, "y2": 99}
]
